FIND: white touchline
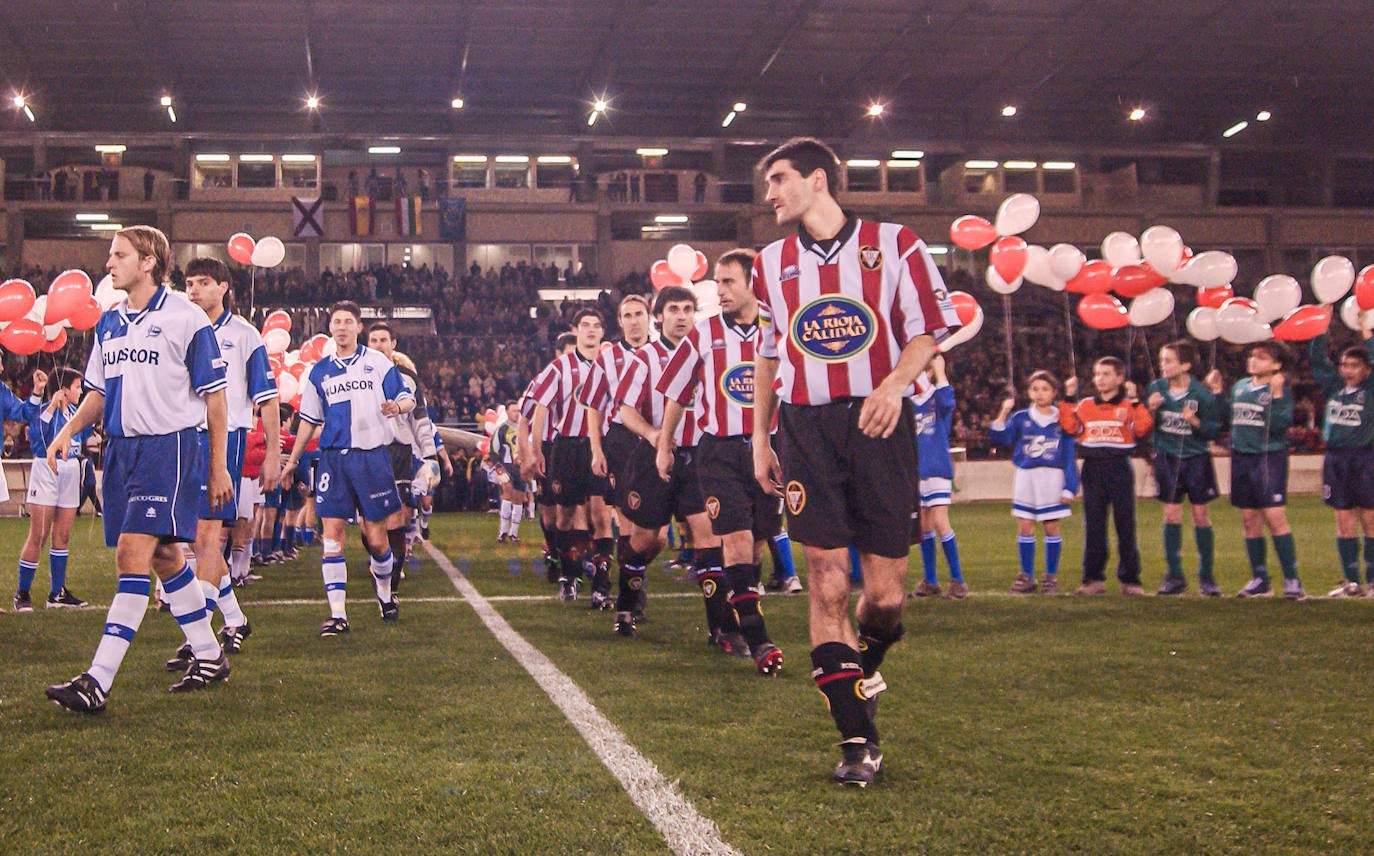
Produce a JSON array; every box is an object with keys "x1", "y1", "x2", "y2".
[{"x1": 422, "y1": 541, "x2": 742, "y2": 856}]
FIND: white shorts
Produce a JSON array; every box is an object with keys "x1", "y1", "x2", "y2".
[
  {"x1": 238, "y1": 476, "x2": 263, "y2": 520},
  {"x1": 27, "y1": 457, "x2": 81, "y2": 509},
  {"x1": 1011, "y1": 467, "x2": 1072, "y2": 521},
  {"x1": 919, "y1": 477, "x2": 952, "y2": 507}
]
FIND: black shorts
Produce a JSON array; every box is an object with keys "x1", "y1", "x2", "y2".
[
  {"x1": 603, "y1": 423, "x2": 638, "y2": 506},
  {"x1": 1229, "y1": 449, "x2": 1289, "y2": 509},
  {"x1": 1153, "y1": 452, "x2": 1219, "y2": 505},
  {"x1": 535, "y1": 441, "x2": 556, "y2": 507},
  {"x1": 549, "y1": 436, "x2": 596, "y2": 507},
  {"x1": 622, "y1": 440, "x2": 704, "y2": 530},
  {"x1": 696, "y1": 433, "x2": 783, "y2": 540},
  {"x1": 1323, "y1": 447, "x2": 1374, "y2": 510},
  {"x1": 777, "y1": 400, "x2": 918, "y2": 558},
  {"x1": 389, "y1": 444, "x2": 418, "y2": 509}
]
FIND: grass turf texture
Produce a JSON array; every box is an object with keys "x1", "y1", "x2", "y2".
[{"x1": 0, "y1": 496, "x2": 1371, "y2": 855}]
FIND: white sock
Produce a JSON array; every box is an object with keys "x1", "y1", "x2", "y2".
[
  {"x1": 509, "y1": 503, "x2": 523, "y2": 539},
  {"x1": 217, "y1": 573, "x2": 248, "y2": 627},
  {"x1": 230, "y1": 545, "x2": 250, "y2": 581},
  {"x1": 199, "y1": 579, "x2": 219, "y2": 616},
  {"x1": 499, "y1": 500, "x2": 512, "y2": 536},
  {"x1": 371, "y1": 550, "x2": 394, "y2": 602},
  {"x1": 88, "y1": 575, "x2": 151, "y2": 692},
  {"x1": 163, "y1": 565, "x2": 221, "y2": 659},
  {"x1": 322, "y1": 555, "x2": 348, "y2": 619}
]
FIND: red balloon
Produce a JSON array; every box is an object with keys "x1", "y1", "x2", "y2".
[
  {"x1": 45, "y1": 269, "x2": 94, "y2": 325},
  {"x1": 68, "y1": 296, "x2": 102, "y2": 331},
  {"x1": 262, "y1": 310, "x2": 292, "y2": 334},
  {"x1": 477, "y1": 437, "x2": 490, "y2": 457},
  {"x1": 299, "y1": 334, "x2": 328, "y2": 363},
  {"x1": 1271, "y1": 305, "x2": 1331, "y2": 342},
  {"x1": 0, "y1": 318, "x2": 46, "y2": 355},
  {"x1": 989, "y1": 236, "x2": 1029, "y2": 284},
  {"x1": 650, "y1": 260, "x2": 684, "y2": 290},
  {"x1": 1355, "y1": 264, "x2": 1374, "y2": 312},
  {"x1": 1219, "y1": 297, "x2": 1258, "y2": 313},
  {"x1": 1076, "y1": 293, "x2": 1129, "y2": 330},
  {"x1": 288, "y1": 362, "x2": 308, "y2": 380},
  {"x1": 0, "y1": 279, "x2": 36, "y2": 323},
  {"x1": 41, "y1": 327, "x2": 68, "y2": 353},
  {"x1": 692, "y1": 251, "x2": 709, "y2": 282},
  {"x1": 1112, "y1": 263, "x2": 1168, "y2": 299},
  {"x1": 1065, "y1": 260, "x2": 1114, "y2": 295},
  {"x1": 228, "y1": 233, "x2": 256, "y2": 266},
  {"x1": 949, "y1": 215, "x2": 997, "y2": 251},
  {"x1": 1197, "y1": 285, "x2": 1234, "y2": 309},
  {"x1": 948, "y1": 291, "x2": 979, "y2": 326}
]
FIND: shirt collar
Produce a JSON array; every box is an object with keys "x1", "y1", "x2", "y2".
[
  {"x1": 121, "y1": 285, "x2": 167, "y2": 324},
  {"x1": 797, "y1": 213, "x2": 858, "y2": 265},
  {"x1": 213, "y1": 308, "x2": 233, "y2": 329}
]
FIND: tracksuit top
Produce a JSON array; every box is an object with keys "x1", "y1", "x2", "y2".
[
  {"x1": 1309, "y1": 334, "x2": 1374, "y2": 450},
  {"x1": 912, "y1": 381, "x2": 955, "y2": 480},
  {"x1": 1144, "y1": 377, "x2": 1223, "y2": 459},
  {"x1": 988, "y1": 407, "x2": 1081, "y2": 495},
  {"x1": 1057, "y1": 392, "x2": 1153, "y2": 460},
  {"x1": 1226, "y1": 378, "x2": 1292, "y2": 454}
]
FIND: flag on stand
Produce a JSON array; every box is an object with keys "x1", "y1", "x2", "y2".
[
  {"x1": 439, "y1": 197, "x2": 466, "y2": 240},
  {"x1": 291, "y1": 196, "x2": 323, "y2": 237},
  {"x1": 349, "y1": 196, "x2": 373, "y2": 236},
  {"x1": 395, "y1": 196, "x2": 422, "y2": 236}
]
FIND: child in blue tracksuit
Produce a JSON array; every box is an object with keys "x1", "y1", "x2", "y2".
[
  {"x1": 910, "y1": 355, "x2": 967, "y2": 599},
  {"x1": 989, "y1": 370, "x2": 1080, "y2": 594}
]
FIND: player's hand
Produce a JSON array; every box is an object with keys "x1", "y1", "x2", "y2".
[
  {"x1": 31, "y1": 369, "x2": 48, "y2": 393},
  {"x1": 1270, "y1": 372, "x2": 1286, "y2": 396},
  {"x1": 1064, "y1": 376, "x2": 1079, "y2": 398},
  {"x1": 591, "y1": 449, "x2": 608, "y2": 478},
  {"x1": 46, "y1": 427, "x2": 72, "y2": 473},
  {"x1": 1147, "y1": 391, "x2": 1164, "y2": 410},
  {"x1": 857, "y1": 382, "x2": 905, "y2": 439},
  {"x1": 753, "y1": 442, "x2": 783, "y2": 498},
  {"x1": 441, "y1": 457, "x2": 454, "y2": 477},
  {"x1": 655, "y1": 446, "x2": 674, "y2": 482},
  {"x1": 260, "y1": 451, "x2": 282, "y2": 493},
  {"x1": 380, "y1": 400, "x2": 400, "y2": 417},
  {"x1": 998, "y1": 397, "x2": 1015, "y2": 418},
  {"x1": 531, "y1": 448, "x2": 546, "y2": 479},
  {"x1": 208, "y1": 466, "x2": 234, "y2": 511},
  {"x1": 1124, "y1": 380, "x2": 1139, "y2": 400},
  {"x1": 280, "y1": 458, "x2": 297, "y2": 485},
  {"x1": 1203, "y1": 369, "x2": 1223, "y2": 394}
]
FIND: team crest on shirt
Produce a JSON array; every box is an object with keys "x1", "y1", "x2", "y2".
[
  {"x1": 705, "y1": 496, "x2": 720, "y2": 519},
  {"x1": 791, "y1": 295, "x2": 877, "y2": 363},
  {"x1": 148, "y1": 326, "x2": 163, "y2": 338},
  {"x1": 785, "y1": 480, "x2": 806, "y2": 515},
  {"x1": 364, "y1": 364, "x2": 375, "y2": 373},
  {"x1": 859, "y1": 246, "x2": 883, "y2": 271},
  {"x1": 720, "y1": 362, "x2": 755, "y2": 406},
  {"x1": 626, "y1": 490, "x2": 641, "y2": 510},
  {"x1": 780, "y1": 264, "x2": 800, "y2": 282}
]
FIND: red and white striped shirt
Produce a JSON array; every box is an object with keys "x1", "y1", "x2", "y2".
[
  {"x1": 657, "y1": 314, "x2": 759, "y2": 438},
  {"x1": 594, "y1": 340, "x2": 640, "y2": 430},
  {"x1": 518, "y1": 378, "x2": 556, "y2": 443},
  {"x1": 752, "y1": 218, "x2": 960, "y2": 406},
  {"x1": 529, "y1": 351, "x2": 604, "y2": 439},
  {"x1": 614, "y1": 340, "x2": 701, "y2": 447}
]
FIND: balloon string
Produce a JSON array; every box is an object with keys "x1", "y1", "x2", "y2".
[
  {"x1": 1063, "y1": 293, "x2": 1078, "y2": 379},
  {"x1": 1002, "y1": 294, "x2": 1016, "y2": 392},
  {"x1": 250, "y1": 267, "x2": 256, "y2": 321}
]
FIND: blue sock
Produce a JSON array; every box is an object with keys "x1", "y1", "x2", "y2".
[
  {"x1": 940, "y1": 532, "x2": 964, "y2": 583},
  {"x1": 1017, "y1": 536, "x2": 1036, "y2": 578},
  {"x1": 271, "y1": 520, "x2": 284, "y2": 552},
  {"x1": 302, "y1": 528, "x2": 316, "y2": 546},
  {"x1": 17, "y1": 559, "x2": 38, "y2": 594},
  {"x1": 920, "y1": 533, "x2": 938, "y2": 585},
  {"x1": 48, "y1": 548, "x2": 68, "y2": 594},
  {"x1": 285, "y1": 526, "x2": 297, "y2": 549},
  {"x1": 666, "y1": 524, "x2": 678, "y2": 550},
  {"x1": 848, "y1": 546, "x2": 863, "y2": 583},
  {"x1": 770, "y1": 531, "x2": 797, "y2": 580},
  {"x1": 1045, "y1": 535, "x2": 1063, "y2": 577}
]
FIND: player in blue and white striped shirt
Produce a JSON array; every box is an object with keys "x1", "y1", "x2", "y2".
[
  {"x1": 282, "y1": 301, "x2": 414, "y2": 636},
  {"x1": 45, "y1": 225, "x2": 234, "y2": 713}
]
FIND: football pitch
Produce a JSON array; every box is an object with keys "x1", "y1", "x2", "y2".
[{"x1": 1, "y1": 496, "x2": 1371, "y2": 855}]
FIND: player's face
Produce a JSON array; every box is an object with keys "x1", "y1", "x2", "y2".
[
  {"x1": 106, "y1": 235, "x2": 154, "y2": 292},
  {"x1": 1339, "y1": 356, "x2": 1371, "y2": 387},
  {"x1": 575, "y1": 316, "x2": 603, "y2": 350},
  {"x1": 184, "y1": 274, "x2": 227, "y2": 316},
  {"x1": 1028, "y1": 379, "x2": 1056, "y2": 408},
  {"x1": 618, "y1": 303, "x2": 649, "y2": 345},
  {"x1": 1092, "y1": 363, "x2": 1123, "y2": 396},
  {"x1": 329, "y1": 310, "x2": 361, "y2": 347},
  {"x1": 61, "y1": 378, "x2": 83, "y2": 405},
  {"x1": 763, "y1": 159, "x2": 819, "y2": 225},
  {"x1": 715, "y1": 261, "x2": 754, "y2": 317},
  {"x1": 1158, "y1": 347, "x2": 1188, "y2": 380},
  {"x1": 506, "y1": 403, "x2": 520, "y2": 422},
  {"x1": 366, "y1": 329, "x2": 394, "y2": 355},
  {"x1": 1247, "y1": 349, "x2": 1279, "y2": 377},
  {"x1": 657, "y1": 300, "x2": 696, "y2": 343}
]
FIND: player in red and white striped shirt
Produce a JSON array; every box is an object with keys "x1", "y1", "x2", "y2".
[
  {"x1": 658, "y1": 249, "x2": 784, "y2": 675},
  {"x1": 749, "y1": 137, "x2": 960, "y2": 787},
  {"x1": 529, "y1": 310, "x2": 610, "y2": 603},
  {"x1": 518, "y1": 333, "x2": 576, "y2": 583}
]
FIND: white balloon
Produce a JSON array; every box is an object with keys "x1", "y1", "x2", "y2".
[
  {"x1": 1101, "y1": 231, "x2": 1143, "y2": 268},
  {"x1": 43, "y1": 321, "x2": 65, "y2": 341},
  {"x1": 1186, "y1": 307, "x2": 1219, "y2": 341},
  {"x1": 985, "y1": 266, "x2": 1023, "y2": 295},
  {"x1": 667, "y1": 243, "x2": 698, "y2": 281},
  {"x1": 1312, "y1": 255, "x2": 1356, "y2": 304},
  {"x1": 263, "y1": 327, "x2": 290, "y2": 355},
  {"x1": 1215, "y1": 300, "x2": 1259, "y2": 344},
  {"x1": 27, "y1": 295, "x2": 47, "y2": 324},
  {"x1": 692, "y1": 279, "x2": 722, "y2": 319},
  {"x1": 1128, "y1": 288, "x2": 1175, "y2": 327},
  {"x1": 1140, "y1": 225, "x2": 1184, "y2": 274},
  {"x1": 283, "y1": 349, "x2": 300, "y2": 366},
  {"x1": 938, "y1": 305, "x2": 984, "y2": 352},
  {"x1": 1180, "y1": 251, "x2": 1238, "y2": 289},
  {"x1": 994, "y1": 193, "x2": 1040, "y2": 236},
  {"x1": 275, "y1": 372, "x2": 299, "y2": 402},
  {"x1": 1022, "y1": 245, "x2": 1054, "y2": 286},
  {"x1": 321, "y1": 337, "x2": 337, "y2": 358},
  {"x1": 251, "y1": 236, "x2": 286, "y2": 268},
  {"x1": 94, "y1": 274, "x2": 123, "y2": 310},
  {"x1": 1340, "y1": 295, "x2": 1374, "y2": 332},
  {"x1": 1253, "y1": 275, "x2": 1302, "y2": 323},
  {"x1": 1047, "y1": 244, "x2": 1085, "y2": 281}
]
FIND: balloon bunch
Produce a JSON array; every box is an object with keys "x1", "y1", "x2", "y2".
[
  {"x1": 649, "y1": 242, "x2": 720, "y2": 318},
  {"x1": 945, "y1": 193, "x2": 1041, "y2": 361},
  {"x1": 473, "y1": 406, "x2": 509, "y2": 458},
  {"x1": 0, "y1": 270, "x2": 102, "y2": 355},
  {"x1": 1185, "y1": 255, "x2": 1340, "y2": 345},
  {"x1": 260, "y1": 311, "x2": 336, "y2": 411},
  {"x1": 227, "y1": 233, "x2": 287, "y2": 268}
]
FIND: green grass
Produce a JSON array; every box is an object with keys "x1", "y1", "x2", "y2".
[{"x1": 2, "y1": 497, "x2": 1373, "y2": 855}]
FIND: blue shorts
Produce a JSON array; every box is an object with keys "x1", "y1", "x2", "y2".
[
  {"x1": 316, "y1": 447, "x2": 402, "y2": 522},
  {"x1": 197, "y1": 428, "x2": 247, "y2": 524},
  {"x1": 1153, "y1": 452, "x2": 1219, "y2": 506},
  {"x1": 296, "y1": 450, "x2": 319, "y2": 495},
  {"x1": 1323, "y1": 447, "x2": 1374, "y2": 510},
  {"x1": 1230, "y1": 449, "x2": 1289, "y2": 509},
  {"x1": 102, "y1": 430, "x2": 205, "y2": 548}
]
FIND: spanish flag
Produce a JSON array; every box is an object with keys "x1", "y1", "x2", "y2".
[
  {"x1": 395, "y1": 196, "x2": 422, "y2": 236},
  {"x1": 348, "y1": 196, "x2": 373, "y2": 236}
]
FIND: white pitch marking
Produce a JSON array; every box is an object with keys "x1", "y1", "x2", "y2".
[{"x1": 423, "y1": 541, "x2": 742, "y2": 856}]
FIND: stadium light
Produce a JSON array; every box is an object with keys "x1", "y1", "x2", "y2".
[
  {"x1": 866, "y1": 102, "x2": 885, "y2": 118},
  {"x1": 1256, "y1": 109, "x2": 1271, "y2": 122},
  {"x1": 1001, "y1": 105, "x2": 1018, "y2": 117},
  {"x1": 451, "y1": 97, "x2": 465, "y2": 109},
  {"x1": 1128, "y1": 107, "x2": 1146, "y2": 121},
  {"x1": 1222, "y1": 120, "x2": 1248, "y2": 138}
]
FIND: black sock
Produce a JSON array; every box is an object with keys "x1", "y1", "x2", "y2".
[
  {"x1": 811, "y1": 642, "x2": 876, "y2": 743},
  {"x1": 695, "y1": 567, "x2": 731, "y2": 635},
  {"x1": 856, "y1": 621, "x2": 905, "y2": 678},
  {"x1": 615, "y1": 548, "x2": 647, "y2": 612},
  {"x1": 726, "y1": 563, "x2": 771, "y2": 650}
]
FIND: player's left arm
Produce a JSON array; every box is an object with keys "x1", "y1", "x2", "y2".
[{"x1": 204, "y1": 389, "x2": 235, "y2": 510}]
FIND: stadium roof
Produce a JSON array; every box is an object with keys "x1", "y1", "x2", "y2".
[{"x1": 2, "y1": 1, "x2": 1371, "y2": 150}]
